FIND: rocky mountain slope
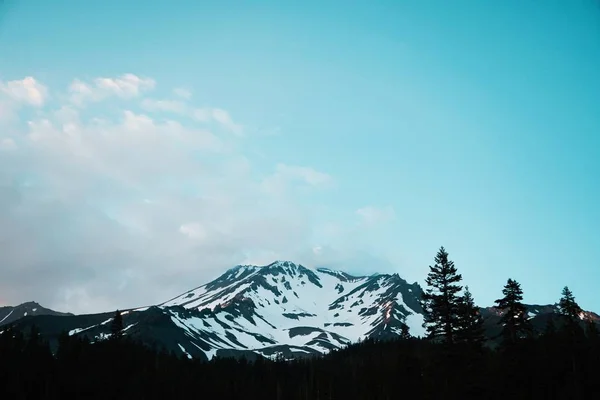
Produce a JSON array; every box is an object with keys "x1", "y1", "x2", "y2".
[{"x1": 5, "y1": 261, "x2": 599, "y2": 361}]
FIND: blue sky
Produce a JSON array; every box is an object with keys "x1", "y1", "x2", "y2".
[{"x1": 0, "y1": 0, "x2": 599, "y2": 313}]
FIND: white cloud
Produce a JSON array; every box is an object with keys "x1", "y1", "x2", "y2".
[
  {"x1": 0, "y1": 76, "x2": 48, "y2": 106},
  {"x1": 95, "y1": 73, "x2": 155, "y2": 97},
  {"x1": 173, "y1": 87, "x2": 192, "y2": 99},
  {"x1": 68, "y1": 80, "x2": 94, "y2": 103},
  {"x1": 24, "y1": 109, "x2": 224, "y2": 189},
  {"x1": 68, "y1": 73, "x2": 155, "y2": 105},
  {"x1": 0, "y1": 74, "x2": 345, "y2": 314},
  {"x1": 53, "y1": 105, "x2": 79, "y2": 124},
  {"x1": 0, "y1": 101, "x2": 13, "y2": 122},
  {"x1": 140, "y1": 98, "x2": 188, "y2": 114},
  {"x1": 0, "y1": 106, "x2": 21, "y2": 127},
  {"x1": 193, "y1": 107, "x2": 243, "y2": 136},
  {"x1": 356, "y1": 206, "x2": 396, "y2": 226},
  {"x1": 277, "y1": 164, "x2": 332, "y2": 186},
  {"x1": 179, "y1": 222, "x2": 208, "y2": 241},
  {"x1": 0, "y1": 138, "x2": 17, "y2": 150},
  {"x1": 210, "y1": 108, "x2": 243, "y2": 136},
  {"x1": 261, "y1": 163, "x2": 333, "y2": 196}
]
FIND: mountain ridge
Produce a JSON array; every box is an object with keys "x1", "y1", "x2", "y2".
[{"x1": 4, "y1": 260, "x2": 599, "y2": 361}]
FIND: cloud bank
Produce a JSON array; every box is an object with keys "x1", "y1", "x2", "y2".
[{"x1": 0, "y1": 74, "x2": 395, "y2": 313}]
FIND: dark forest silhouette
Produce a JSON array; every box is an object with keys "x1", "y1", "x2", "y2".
[{"x1": 1, "y1": 246, "x2": 598, "y2": 399}]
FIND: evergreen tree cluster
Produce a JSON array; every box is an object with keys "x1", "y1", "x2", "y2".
[
  {"x1": 421, "y1": 246, "x2": 485, "y2": 347},
  {"x1": 0, "y1": 246, "x2": 598, "y2": 399}
]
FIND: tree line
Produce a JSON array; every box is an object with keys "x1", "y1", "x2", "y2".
[
  {"x1": 0, "y1": 246, "x2": 599, "y2": 399},
  {"x1": 421, "y1": 246, "x2": 596, "y2": 347}
]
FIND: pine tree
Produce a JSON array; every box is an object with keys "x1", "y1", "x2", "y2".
[
  {"x1": 557, "y1": 287, "x2": 585, "y2": 397},
  {"x1": 456, "y1": 286, "x2": 485, "y2": 347},
  {"x1": 421, "y1": 246, "x2": 463, "y2": 344},
  {"x1": 558, "y1": 286, "x2": 583, "y2": 336},
  {"x1": 110, "y1": 310, "x2": 124, "y2": 340},
  {"x1": 494, "y1": 279, "x2": 531, "y2": 346}
]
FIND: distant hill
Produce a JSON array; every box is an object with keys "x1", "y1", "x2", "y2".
[{"x1": 0, "y1": 301, "x2": 72, "y2": 327}]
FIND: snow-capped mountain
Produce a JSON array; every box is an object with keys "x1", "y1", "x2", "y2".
[
  {"x1": 7, "y1": 261, "x2": 598, "y2": 361},
  {"x1": 155, "y1": 261, "x2": 425, "y2": 359},
  {"x1": 6, "y1": 261, "x2": 425, "y2": 361}
]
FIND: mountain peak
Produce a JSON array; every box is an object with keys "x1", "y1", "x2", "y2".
[
  {"x1": 227, "y1": 260, "x2": 301, "y2": 275},
  {"x1": 262, "y1": 260, "x2": 305, "y2": 272},
  {"x1": 152, "y1": 260, "x2": 427, "y2": 360},
  {"x1": 266, "y1": 260, "x2": 298, "y2": 267}
]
